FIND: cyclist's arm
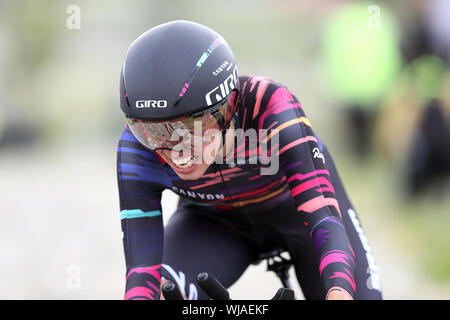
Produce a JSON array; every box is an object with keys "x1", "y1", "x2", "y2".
[
  {"x1": 258, "y1": 85, "x2": 356, "y2": 300},
  {"x1": 117, "y1": 126, "x2": 166, "y2": 300}
]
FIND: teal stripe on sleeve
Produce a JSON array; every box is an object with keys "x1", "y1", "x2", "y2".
[{"x1": 120, "y1": 209, "x2": 162, "y2": 220}]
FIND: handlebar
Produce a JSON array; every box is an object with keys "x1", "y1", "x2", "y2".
[
  {"x1": 162, "y1": 281, "x2": 184, "y2": 300},
  {"x1": 196, "y1": 272, "x2": 231, "y2": 300},
  {"x1": 162, "y1": 272, "x2": 295, "y2": 300}
]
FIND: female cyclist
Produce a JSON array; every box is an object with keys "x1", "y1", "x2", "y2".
[{"x1": 117, "y1": 20, "x2": 382, "y2": 300}]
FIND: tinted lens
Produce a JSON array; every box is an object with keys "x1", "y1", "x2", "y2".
[
  {"x1": 127, "y1": 94, "x2": 237, "y2": 151},
  {"x1": 127, "y1": 118, "x2": 191, "y2": 150}
]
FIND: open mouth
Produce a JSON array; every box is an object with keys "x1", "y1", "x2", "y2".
[
  {"x1": 172, "y1": 154, "x2": 198, "y2": 168},
  {"x1": 161, "y1": 134, "x2": 222, "y2": 175},
  {"x1": 163, "y1": 149, "x2": 203, "y2": 175}
]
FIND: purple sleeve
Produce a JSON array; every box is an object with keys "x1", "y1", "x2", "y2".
[{"x1": 117, "y1": 126, "x2": 166, "y2": 300}]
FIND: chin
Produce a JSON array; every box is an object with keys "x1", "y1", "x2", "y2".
[{"x1": 175, "y1": 165, "x2": 209, "y2": 180}]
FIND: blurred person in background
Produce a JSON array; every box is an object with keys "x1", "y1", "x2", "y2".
[
  {"x1": 403, "y1": 0, "x2": 450, "y2": 197},
  {"x1": 373, "y1": 0, "x2": 450, "y2": 197},
  {"x1": 0, "y1": 1, "x2": 60, "y2": 150},
  {"x1": 321, "y1": 2, "x2": 402, "y2": 160},
  {"x1": 117, "y1": 20, "x2": 382, "y2": 300},
  {"x1": 403, "y1": 57, "x2": 450, "y2": 197}
]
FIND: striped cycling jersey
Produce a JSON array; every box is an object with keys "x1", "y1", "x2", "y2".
[{"x1": 117, "y1": 75, "x2": 356, "y2": 300}]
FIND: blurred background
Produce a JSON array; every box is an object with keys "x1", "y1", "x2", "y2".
[{"x1": 0, "y1": 0, "x2": 449, "y2": 299}]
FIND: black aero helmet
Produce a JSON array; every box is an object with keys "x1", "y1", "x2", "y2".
[{"x1": 120, "y1": 20, "x2": 239, "y2": 121}]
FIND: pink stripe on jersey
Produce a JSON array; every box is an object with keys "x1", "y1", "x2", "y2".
[
  {"x1": 287, "y1": 170, "x2": 330, "y2": 182},
  {"x1": 250, "y1": 76, "x2": 270, "y2": 119},
  {"x1": 290, "y1": 176, "x2": 335, "y2": 197},
  {"x1": 296, "y1": 195, "x2": 342, "y2": 218},
  {"x1": 319, "y1": 251, "x2": 351, "y2": 276},
  {"x1": 330, "y1": 270, "x2": 356, "y2": 294},
  {"x1": 277, "y1": 136, "x2": 318, "y2": 156},
  {"x1": 258, "y1": 87, "x2": 302, "y2": 129},
  {"x1": 124, "y1": 286, "x2": 156, "y2": 300},
  {"x1": 126, "y1": 265, "x2": 161, "y2": 281}
]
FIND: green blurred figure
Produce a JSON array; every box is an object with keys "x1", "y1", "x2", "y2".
[{"x1": 322, "y1": 2, "x2": 402, "y2": 158}]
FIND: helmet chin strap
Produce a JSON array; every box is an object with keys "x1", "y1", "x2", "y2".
[{"x1": 215, "y1": 115, "x2": 236, "y2": 164}]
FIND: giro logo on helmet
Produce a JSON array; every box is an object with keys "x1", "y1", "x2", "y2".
[
  {"x1": 136, "y1": 100, "x2": 168, "y2": 109},
  {"x1": 205, "y1": 65, "x2": 238, "y2": 106}
]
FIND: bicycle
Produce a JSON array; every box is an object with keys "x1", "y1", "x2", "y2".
[
  {"x1": 162, "y1": 246, "x2": 296, "y2": 300},
  {"x1": 251, "y1": 246, "x2": 294, "y2": 291}
]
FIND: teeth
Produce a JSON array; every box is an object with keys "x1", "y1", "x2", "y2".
[{"x1": 172, "y1": 155, "x2": 196, "y2": 168}]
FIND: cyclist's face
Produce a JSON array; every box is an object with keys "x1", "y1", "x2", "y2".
[{"x1": 156, "y1": 120, "x2": 234, "y2": 180}]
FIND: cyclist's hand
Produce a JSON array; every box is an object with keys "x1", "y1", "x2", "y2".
[
  {"x1": 159, "y1": 279, "x2": 187, "y2": 300},
  {"x1": 326, "y1": 290, "x2": 352, "y2": 300}
]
